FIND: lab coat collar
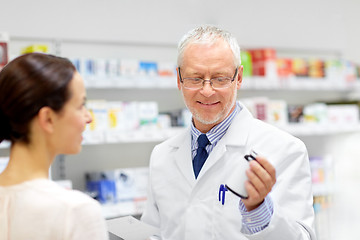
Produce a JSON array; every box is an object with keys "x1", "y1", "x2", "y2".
[{"x1": 220, "y1": 102, "x2": 253, "y2": 147}]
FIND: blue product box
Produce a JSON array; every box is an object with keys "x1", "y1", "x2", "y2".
[{"x1": 86, "y1": 172, "x2": 117, "y2": 204}]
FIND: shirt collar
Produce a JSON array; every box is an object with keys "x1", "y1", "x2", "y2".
[{"x1": 191, "y1": 101, "x2": 242, "y2": 147}]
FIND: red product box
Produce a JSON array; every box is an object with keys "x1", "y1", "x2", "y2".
[
  {"x1": 248, "y1": 48, "x2": 277, "y2": 77},
  {"x1": 0, "y1": 32, "x2": 9, "y2": 71}
]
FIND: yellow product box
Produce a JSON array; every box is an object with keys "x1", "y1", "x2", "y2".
[{"x1": 21, "y1": 44, "x2": 49, "y2": 54}]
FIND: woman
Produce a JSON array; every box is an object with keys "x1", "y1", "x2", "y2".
[{"x1": 0, "y1": 53, "x2": 108, "y2": 239}]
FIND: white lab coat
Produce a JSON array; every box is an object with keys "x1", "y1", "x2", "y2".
[{"x1": 141, "y1": 103, "x2": 316, "y2": 240}]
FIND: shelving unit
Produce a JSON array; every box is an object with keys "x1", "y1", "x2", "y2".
[
  {"x1": 53, "y1": 81, "x2": 360, "y2": 185},
  {"x1": 2, "y1": 38, "x2": 360, "y2": 239}
]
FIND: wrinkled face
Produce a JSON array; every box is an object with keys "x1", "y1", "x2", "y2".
[
  {"x1": 177, "y1": 39, "x2": 242, "y2": 133},
  {"x1": 52, "y1": 72, "x2": 92, "y2": 154}
]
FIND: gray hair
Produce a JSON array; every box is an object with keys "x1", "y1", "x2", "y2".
[{"x1": 177, "y1": 25, "x2": 241, "y2": 67}]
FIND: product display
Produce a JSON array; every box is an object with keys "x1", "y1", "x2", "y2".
[
  {"x1": 86, "y1": 167, "x2": 149, "y2": 218},
  {"x1": 80, "y1": 97, "x2": 360, "y2": 146},
  {"x1": 82, "y1": 100, "x2": 197, "y2": 144},
  {"x1": 70, "y1": 58, "x2": 177, "y2": 88},
  {"x1": 242, "y1": 98, "x2": 360, "y2": 128},
  {"x1": 69, "y1": 53, "x2": 360, "y2": 90},
  {"x1": 0, "y1": 32, "x2": 9, "y2": 71},
  {"x1": 310, "y1": 155, "x2": 334, "y2": 239}
]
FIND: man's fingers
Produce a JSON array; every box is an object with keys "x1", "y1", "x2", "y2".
[{"x1": 254, "y1": 156, "x2": 276, "y2": 184}]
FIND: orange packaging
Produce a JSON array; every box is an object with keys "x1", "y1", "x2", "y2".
[
  {"x1": 292, "y1": 58, "x2": 309, "y2": 77},
  {"x1": 308, "y1": 59, "x2": 325, "y2": 78},
  {"x1": 276, "y1": 58, "x2": 293, "y2": 78}
]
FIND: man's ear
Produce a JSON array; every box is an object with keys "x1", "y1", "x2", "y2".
[
  {"x1": 237, "y1": 65, "x2": 243, "y2": 90},
  {"x1": 177, "y1": 67, "x2": 182, "y2": 91},
  {"x1": 37, "y1": 107, "x2": 55, "y2": 133}
]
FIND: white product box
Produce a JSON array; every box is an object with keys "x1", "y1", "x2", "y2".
[
  {"x1": 100, "y1": 167, "x2": 149, "y2": 202},
  {"x1": 118, "y1": 59, "x2": 139, "y2": 87},
  {"x1": 327, "y1": 104, "x2": 359, "y2": 126},
  {"x1": 83, "y1": 100, "x2": 108, "y2": 144},
  {"x1": 267, "y1": 100, "x2": 288, "y2": 126},
  {"x1": 138, "y1": 101, "x2": 158, "y2": 130}
]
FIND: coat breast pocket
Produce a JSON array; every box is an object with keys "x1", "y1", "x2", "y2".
[{"x1": 211, "y1": 188, "x2": 244, "y2": 239}]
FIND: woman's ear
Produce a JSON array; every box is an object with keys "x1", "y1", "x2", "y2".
[{"x1": 37, "y1": 107, "x2": 55, "y2": 133}]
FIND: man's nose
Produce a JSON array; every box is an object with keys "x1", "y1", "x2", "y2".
[{"x1": 200, "y1": 80, "x2": 215, "y2": 97}]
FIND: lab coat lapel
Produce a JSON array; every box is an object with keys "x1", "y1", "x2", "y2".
[
  {"x1": 172, "y1": 130, "x2": 196, "y2": 187},
  {"x1": 196, "y1": 144, "x2": 226, "y2": 179}
]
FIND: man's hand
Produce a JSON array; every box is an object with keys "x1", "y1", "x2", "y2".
[{"x1": 242, "y1": 156, "x2": 276, "y2": 211}]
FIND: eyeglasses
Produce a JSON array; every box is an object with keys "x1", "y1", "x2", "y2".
[{"x1": 178, "y1": 67, "x2": 238, "y2": 90}]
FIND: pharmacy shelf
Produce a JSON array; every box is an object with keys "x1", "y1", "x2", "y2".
[
  {"x1": 84, "y1": 76, "x2": 360, "y2": 92},
  {"x1": 79, "y1": 124, "x2": 360, "y2": 146},
  {"x1": 101, "y1": 200, "x2": 145, "y2": 219},
  {"x1": 82, "y1": 127, "x2": 184, "y2": 145},
  {"x1": 1, "y1": 125, "x2": 359, "y2": 150},
  {"x1": 242, "y1": 76, "x2": 360, "y2": 91},
  {"x1": 312, "y1": 183, "x2": 334, "y2": 197},
  {"x1": 280, "y1": 124, "x2": 360, "y2": 136},
  {"x1": 85, "y1": 76, "x2": 177, "y2": 89}
]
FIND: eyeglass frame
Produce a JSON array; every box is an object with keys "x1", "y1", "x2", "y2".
[{"x1": 178, "y1": 67, "x2": 239, "y2": 90}]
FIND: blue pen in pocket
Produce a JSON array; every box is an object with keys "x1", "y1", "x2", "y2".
[{"x1": 218, "y1": 184, "x2": 228, "y2": 205}]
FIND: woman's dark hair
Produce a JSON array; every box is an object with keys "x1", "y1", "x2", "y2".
[{"x1": 0, "y1": 53, "x2": 76, "y2": 144}]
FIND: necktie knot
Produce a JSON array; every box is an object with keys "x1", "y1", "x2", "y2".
[{"x1": 197, "y1": 134, "x2": 209, "y2": 148}]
